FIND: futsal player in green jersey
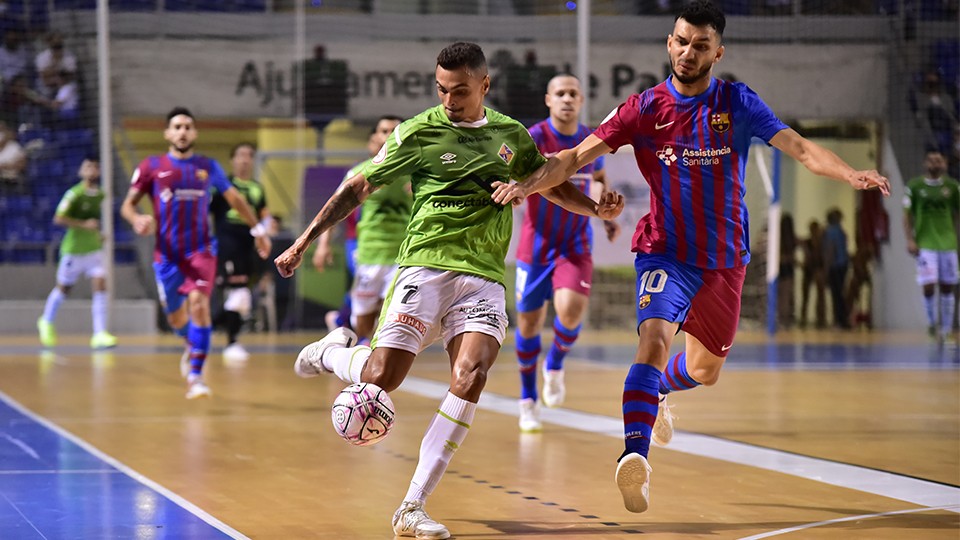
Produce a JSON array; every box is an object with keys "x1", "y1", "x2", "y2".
[
  {"x1": 275, "y1": 42, "x2": 623, "y2": 539},
  {"x1": 903, "y1": 149, "x2": 960, "y2": 342},
  {"x1": 38, "y1": 156, "x2": 118, "y2": 349}
]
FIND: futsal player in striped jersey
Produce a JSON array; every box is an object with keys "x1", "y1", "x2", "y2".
[
  {"x1": 514, "y1": 74, "x2": 621, "y2": 432},
  {"x1": 493, "y1": 0, "x2": 890, "y2": 512},
  {"x1": 121, "y1": 107, "x2": 271, "y2": 399}
]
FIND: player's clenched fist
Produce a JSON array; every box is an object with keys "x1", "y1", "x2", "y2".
[
  {"x1": 275, "y1": 245, "x2": 304, "y2": 278},
  {"x1": 597, "y1": 191, "x2": 624, "y2": 220},
  {"x1": 131, "y1": 214, "x2": 155, "y2": 236}
]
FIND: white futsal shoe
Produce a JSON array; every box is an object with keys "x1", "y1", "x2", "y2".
[
  {"x1": 652, "y1": 395, "x2": 675, "y2": 446},
  {"x1": 541, "y1": 368, "x2": 566, "y2": 408},
  {"x1": 294, "y1": 327, "x2": 357, "y2": 378},
  {"x1": 223, "y1": 342, "x2": 250, "y2": 363},
  {"x1": 392, "y1": 500, "x2": 450, "y2": 539},
  {"x1": 616, "y1": 452, "x2": 652, "y2": 513},
  {"x1": 518, "y1": 398, "x2": 542, "y2": 433},
  {"x1": 185, "y1": 375, "x2": 212, "y2": 400}
]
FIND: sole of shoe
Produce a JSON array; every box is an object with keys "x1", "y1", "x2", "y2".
[{"x1": 616, "y1": 453, "x2": 650, "y2": 513}]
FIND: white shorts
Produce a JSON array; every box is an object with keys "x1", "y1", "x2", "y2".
[
  {"x1": 350, "y1": 264, "x2": 399, "y2": 316},
  {"x1": 916, "y1": 249, "x2": 959, "y2": 286},
  {"x1": 57, "y1": 250, "x2": 106, "y2": 286},
  {"x1": 373, "y1": 266, "x2": 508, "y2": 355}
]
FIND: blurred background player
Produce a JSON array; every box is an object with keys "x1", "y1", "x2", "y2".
[
  {"x1": 37, "y1": 156, "x2": 117, "y2": 349},
  {"x1": 514, "y1": 74, "x2": 620, "y2": 432},
  {"x1": 347, "y1": 116, "x2": 410, "y2": 345},
  {"x1": 492, "y1": 0, "x2": 889, "y2": 513},
  {"x1": 276, "y1": 42, "x2": 622, "y2": 539},
  {"x1": 210, "y1": 142, "x2": 274, "y2": 362},
  {"x1": 121, "y1": 107, "x2": 270, "y2": 399},
  {"x1": 903, "y1": 149, "x2": 959, "y2": 343}
]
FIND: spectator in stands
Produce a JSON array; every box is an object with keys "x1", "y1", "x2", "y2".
[
  {"x1": 823, "y1": 208, "x2": 851, "y2": 329},
  {"x1": 0, "y1": 73, "x2": 37, "y2": 128},
  {"x1": 31, "y1": 68, "x2": 80, "y2": 129},
  {"x1": 0, "y1": 27, "x2": 31, "y2": 83},
  {"x1": 35, "y1": 32, "x2": 76, "y2": 95},
  {"x1": 912, "y1": 70, "x2": 957, "y2": 155},
  {"x1": 0, "y1": 119, "x2": 26, "y2": 191},
  {"x1": 799, "y1": 219, "x2": 827, "y2": 329},
  {"x1": 778, "y1": 212, "x2": 797, "y2": 329}
]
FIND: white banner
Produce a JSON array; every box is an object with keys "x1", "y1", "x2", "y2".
[{"x1": 110, "y1": 39, "x2": 887, "y2": 122}]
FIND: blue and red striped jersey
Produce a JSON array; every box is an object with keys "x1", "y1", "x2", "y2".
[
  {"x1": 130, "y1": 153, "x2": 233, "y2": 263},
  {"x1": 594, "y1": 77, "x2": 787, "y2": 269},
  {"x1": 517, "y1": 118, "x2": 605, "y2": 265}
]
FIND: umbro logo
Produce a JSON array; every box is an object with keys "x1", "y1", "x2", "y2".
[
  {"x1": 657, "y1": 146, "x2": 677, "y2": 166},
  {"x1": 441, "y1": 152, "x2": 457, "y2": 164}
]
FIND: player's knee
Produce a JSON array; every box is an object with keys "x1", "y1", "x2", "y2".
[
  {"x1": 362, "y1": 356, "x2": 405, "y2": 393},
  {"x1": 450, "y1": 358, "x2": 489, "y2": 396},
  {"x1": 688, "y1": 360, "x2": 723, "y2": 386},
  {"x1": 58, "y1": 285, "x2": 72, "y2": 295},
  {"x1": 636, "y1": 329, "x2": 672, "y2": 364},
  {"x1": 224, "y1": 287, "x2": 252, "y2": 317}
]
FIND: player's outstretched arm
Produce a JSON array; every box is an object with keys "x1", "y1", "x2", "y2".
[
  {"x1": 223, "y1": 186, "x2": 272, "y2": 259},
  {"x1": 770, "y1": 128, "x2": 890, "y2": 196},
  {"x1": 492, "y1": 134, "x2": 613, "y2": 206},
  {"x1": 120, "y1": 188, "x2": 155, "y2": 236},
  {"x1": 543, "y1": 181, "x2": 625, "y2": 220},
  {"x1": 275, "y1": 173, "x2": 375, "y2": 278}
]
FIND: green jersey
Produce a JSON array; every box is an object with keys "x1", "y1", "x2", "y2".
[
  {"x1": 359, "y1": 105, "x2": 547, "y2": 284},
  {"x1": 210, "y1": 176, "x2": 267, "y2": 238},
  {"x1": 350, "y1": 160, "x2": 413, "y2": 265},
  {"x1": 904, "y1": 175, "x2": 960, "y2": 251},
  {"x1": 56, "y1": 182, "x2": 103, "y2": 255}
]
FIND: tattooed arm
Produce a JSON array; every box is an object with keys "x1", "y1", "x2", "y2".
[{"x1": 275, "y1": 173, "x2": 378, "y2": 278}]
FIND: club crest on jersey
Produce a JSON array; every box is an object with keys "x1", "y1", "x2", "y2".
[
  {"x1": 710, "y1": 113, "x2": 730, "y2": 133},
  {"x1": 656, "y1": 146, "x2": 677, "y2": 166},
  {"x1": 498, "y1": 143, "x2": 514, "y2": 165},
  {"x1": 638, "y1": 294, "x2": 651, "y2": 309},
  {"x1": 196, "y1": 169, "x2": 209, "y2": 182}
]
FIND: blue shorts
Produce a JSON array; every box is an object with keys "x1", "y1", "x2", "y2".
[
  {"x1": 153, "y1": 252, "x2": 217, "y2": 315},
  {"x1": 634, "y1": 253, "x2": 746, "y2": 357},
  {"x1": 515, "y1": 254, "x2": 593, "y2": 313}
]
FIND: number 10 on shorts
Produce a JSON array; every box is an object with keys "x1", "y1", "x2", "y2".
[{"x1": 638, "y1": 269, "x2": 668, "y2": 295}]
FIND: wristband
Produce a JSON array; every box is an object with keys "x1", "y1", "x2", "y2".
[{"x1": 250, "y1": 223, "x2": 267, "y2": 237}]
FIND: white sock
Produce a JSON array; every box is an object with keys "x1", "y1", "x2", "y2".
[
  {"x1": 940, "y1": 294, "x2": 955, "y2": 335},
  {"x1": 404, "y1": 392, "x2": 476, "y2": 503},
  {"x1": 323, "y1": 345, "x2": 371, "y2": 384},
  {"x1": 42, "y1": 288, "x2": 65, "y2": 323},
  {"x1": 92, "y1": 291, "x2": 108, "y2": 334},
  {"x1": 923, "y1": 295, "x2": 936, "y2": 328}
]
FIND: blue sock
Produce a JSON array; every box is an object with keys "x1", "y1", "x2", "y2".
[
  {"x1": 516, "y1": 330, "x2": 542, "y2": 401},
  {"x1": 545, "y1": 317, "x2": 581, "y2": 371},
  {"x1": 658, "y1": 352, "x2": 701, "y2": 395},
  {"x1": 187, "y1": 324, "x2": 211, "y2": 377},
  {"x1": 174, "y1": 323, "x2": 190, "y2": 339},
  {"x1": 622, "y1": 363, "x2": 661, "y2": 458}
]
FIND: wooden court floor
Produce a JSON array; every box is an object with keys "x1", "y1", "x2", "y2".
[{"x1": 0, "y1": 329, "x2": 958, "y2": 539}]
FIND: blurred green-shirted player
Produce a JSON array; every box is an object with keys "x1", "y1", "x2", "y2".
[
  {"x1": 316, "y1": 116, "x2": 411, "y2": 346},
  {"x1": 903, "y1": 149, "x2": 960, "y2": 342},
  {"x1": 38, "y1": 156, "x2": 118, "y2": 349},
  {"x1": 274, "y1": 42, "x2": 623, "y2": 540}
]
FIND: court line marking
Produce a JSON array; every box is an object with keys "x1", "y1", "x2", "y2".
[
  {"x1": 399, "y1": 377, "x2": 960, "y2": 513},
  {"x1": 738, "y1": 504, "x2": 960, "y2": 539},
  {"x1": 0, "y1": 391, "x2": 251, "y2": 540}
]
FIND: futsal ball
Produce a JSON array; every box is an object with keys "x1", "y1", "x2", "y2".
[{"x1": 331, "y1": 383, "x2": 395, "y2": 446}]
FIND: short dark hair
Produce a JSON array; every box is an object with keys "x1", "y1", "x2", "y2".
[
  {"x1": 166, "y1": 106, "x2": 194, "y2": 125},
  {"x1": 84, "y1": 154, "x2": 100, "y2": 163},
  {"x1": 371, "y1": 115, "x2": 404, "y2": 134},
  {"x1": 230, "y1": 142, "x2": 256, "y2": 158},
  {"x1": 437, "y1": 42, "x2": 487, "y2": 75},
  {"x1": 677, "y1": 1, "x2": 726, "y2": 37}
]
